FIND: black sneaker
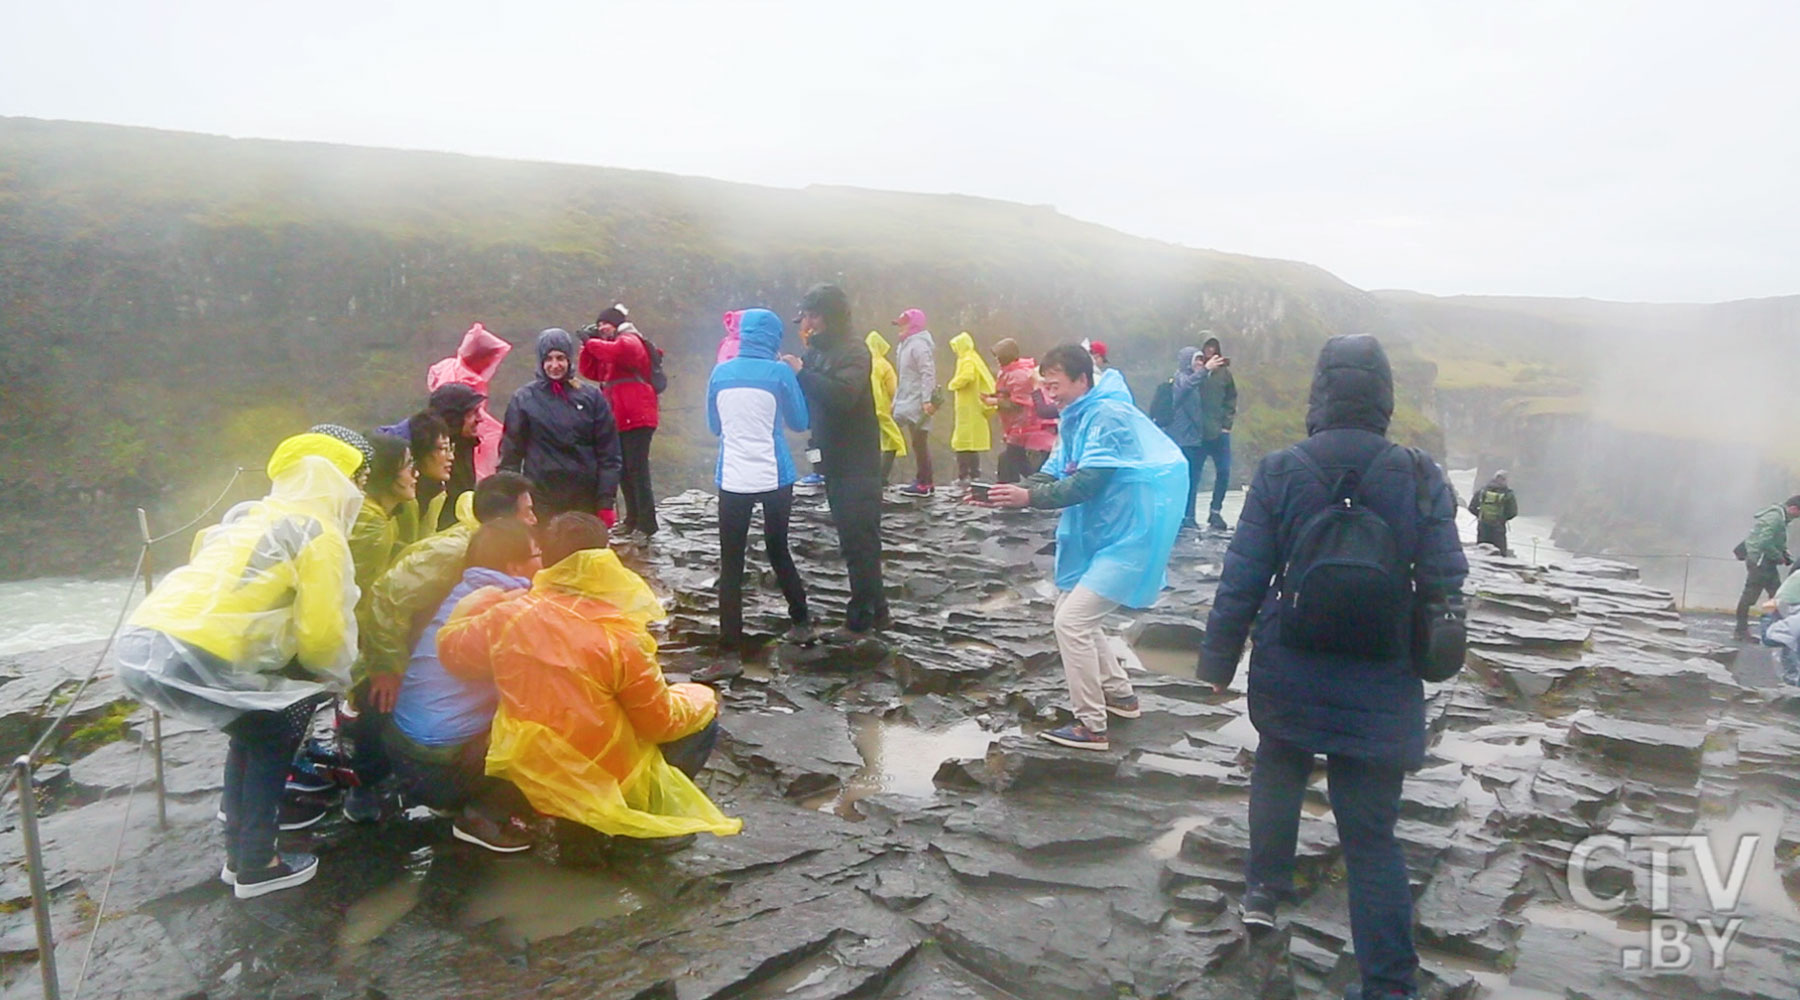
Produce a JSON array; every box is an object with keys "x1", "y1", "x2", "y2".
[
  {"x1": 342, "y1": 785, "x2": 384, "y2": 824},
  {"x1": 284, "y1": 760, "x2": 335, "y2": 794},
  {"x1": 278, "y1": 794, "x2": 331, "y2": 831},
  {"x1": 233, "y1": 852, "x2": 319, "y2": 899},
  {"x1": 782, "y1": 622, "x2": 817, "y2": 646},
  {"x1": 1240, "y1": 887, "x2": 1278, "y2": 931},
  {"x1": 1207, "y1": 513, "x2": 1231, "y2": 532}
]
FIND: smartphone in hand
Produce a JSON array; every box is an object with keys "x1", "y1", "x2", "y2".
[{"x1": 967, "y1": 481, "x2": 996, "y2": 503}]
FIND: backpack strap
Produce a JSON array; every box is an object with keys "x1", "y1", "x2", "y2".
[{"x1": 1291, "y1": 440, "x2": 1400, "y2": 503}]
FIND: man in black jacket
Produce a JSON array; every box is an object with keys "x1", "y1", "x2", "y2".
[
  {"x1": 498, "y1": 328, "x2": 623, "y2": 521},
  {"x1": 784, "y1": 284, "x2": 890, "y2": 637}
]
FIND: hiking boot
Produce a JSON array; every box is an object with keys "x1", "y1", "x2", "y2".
[
  {"x1": 1207, "y1": 512, "x2": 1231, "y2": 531},
  {"x1": 452, "y1": 810, "x2": 533, "y2": 853},
  {"x1": 1040, "y1": 723, "x2": 1109, "y2": 751},
  {"x1": 278, "y1": 794, "x2": 331, "y2": 831},
  {"x1": 1240, "y1": 886, "x2": 1278, "y2": 931},
  {"x1": 691, "y1": 659, "x2": 744, "y2": 684},
  {"x1": 1105, "y1": 693, "x2": 1142, "y2": 719},
  {"x1": 342, "y1": 785, "x2": 384, "y2": 824},
  {"x1": 896, "y1": 483, "x2": 934, "y2": 498},
  {"x1": 233, "y1": 852, "x2": 319, "y2": 900},
  {"x1": 783, "y1": 622, "x2": 818, "y2": 646}
]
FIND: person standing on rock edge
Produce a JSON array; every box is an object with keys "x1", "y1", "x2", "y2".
[
  {"x1": 1198, "y1": 335, "x2": 1467, "y2": 1000},
  {"x1": 785, "y1": 284, "x2": 892, "y2": 638},
  {"x1": 580, "y1": 306, "x2": 661, "y2": 542},
  {"x1": 704, "y1": 308, "x2": 814, "y2": 661},
  {"x1": 1734, "y1": 495, "x2": 1800, "y2": 639},
  {"x1": 990, "y1": 338, "x2": 1056, "y2": 484},
  {"x1": 1468, "y1": 470, "x2": 1518, "y2": 554},
  {"x1": 891, "y1": 308, "x2": 938, "y2": 497},
  {"x1": 988, "y1": 344, "x2": 1188, "y2": 751},
  {"x1": 946, "y1": 331, "x2": 997, "y2": 483},
  {"x1": 1167, "y1": 344, "x2": 1231, "y2": 531},
  {"x1": 500, "y1": 328, "x2": 623, "y2": 524},
  {"x1": 1193, "y1": 336, "x2": 1236, "y2": 530},
  {"x1": 866, "y1": 330, "x2": 908, "y2": 485}
]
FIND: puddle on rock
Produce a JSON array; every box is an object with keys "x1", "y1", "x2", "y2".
[
  {"x1": 1124, "y1": 643, "x2": 1199, "y2": 679},
  {"x1": 1430, "y1": 721, "x2": 1556, "y2": 768},
  {"x1": 1697, "y1": 801, "x2": 1800, "y2": 919},
  {"x1": 456, "y1": 856, "x2": 646, "y2": 943},
  {"x1": 336, "y1": 845, "x2": 434, "y2": 964},
  {"x1": 810, "y1": 714, "x2": 1020, "y2": 818}
]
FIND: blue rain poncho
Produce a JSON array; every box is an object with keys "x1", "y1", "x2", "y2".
[{"x1": 1040, "y1": 368, "x2": 1189, "y2": 607}]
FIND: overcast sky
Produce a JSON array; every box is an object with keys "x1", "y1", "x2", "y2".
[{"x1": 6, "y1": 1, "x2": 1797, "y2": 302}]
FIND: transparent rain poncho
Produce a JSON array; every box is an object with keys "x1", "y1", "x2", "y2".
[
  {"x1": 437, "y1": 548, "x2": 742, "y2": 839},
  {"x1": 1040, "y1": 367, "x2": 1190, "y2": 608},
  {"x1": 122, "y1": 433, "x2": 363, "y2": 726}
]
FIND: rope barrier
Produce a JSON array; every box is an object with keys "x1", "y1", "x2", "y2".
[
  {"x1": 147, "y1": 467, "x2": 250, "y2": 545},
  {"x1": 70, "y1": 741, "x2": 145, "y2": 999}
]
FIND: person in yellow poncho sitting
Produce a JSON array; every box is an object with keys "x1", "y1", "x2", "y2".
[
  {"x1": 116, "y1": 432, "x2": 363, "y2": 899},
  {"x1": 437, "y1": 512, "x2": 740, "y2": 846},
  {"x1": 946, "y1": 331, "x2": 997, "y2": 483},
  {"x1": 866, "y1": 331, "x2": 908, "y2": 485}
]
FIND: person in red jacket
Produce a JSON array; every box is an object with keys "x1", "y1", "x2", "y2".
[{"x1": 579, "y1": 305, "x2": 660, "y2": 539}]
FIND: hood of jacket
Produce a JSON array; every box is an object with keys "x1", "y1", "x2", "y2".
[
  {"x1": 736, "y1": 309, "x2": 784, "y2": 360},
  {"x1": 456, "y1": 323, "x2": 511, "y2": 380},
  {"x1": 1305, "y1": 334, "x2": 1394, "y2": 436},
  {"x1": 429, "y1": 383, "x2": 486, "y2": 424},
  {"x1": 949, "y1": 331, "x2": 977, "y2": 357},
  {"x1": 897, "y1": 308, "x2": 928, "y2": 338},
  {"x1": 265, "y1": 433, "x2": 365, "y2": 536},
  {"x1": 1063, "y1": 366, "x2": 1132, "y2": 423},
  {"x1": 1177, "y1": 346, "x2": 1199, "y2": 377},
  {"x1": 865, "y1": 331, "x2": 892, "y2": 360},
  {"x1": 535, "y1": 328, "x2": 578, "y2": 380},
  {"x1": 533, "y1": 548, "x2": 666, "y2": 627}
]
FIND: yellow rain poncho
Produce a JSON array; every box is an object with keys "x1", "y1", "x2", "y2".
[
  {"x1": 437, "y1": 548, "x2": 741, "y2": 839},
  {"x1": 123, "y1": 433, "x2": 363, "y2": 723},
  {"x1": 945, "y1": 331, "x2": 997, "y2": 452},
  {"x1": 359, "y1": 490, "x2": 478, "y2": 680},
  {"x1": 866, "y1": 331, "x2": 907, "y2": 457}
]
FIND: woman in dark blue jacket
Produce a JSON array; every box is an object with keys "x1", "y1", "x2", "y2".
[
  {"x1": 1199, "y1": 334, "x2": 1467, "y2": 1000},
  {"x1": 499, "y1": 329, "x2": 623, "y2": 521}
]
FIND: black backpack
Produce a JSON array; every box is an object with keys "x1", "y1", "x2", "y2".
[
  {"x1": 1148, "y1": 379, "x2": 1174, "y2": 427},
  {"x1": 1278, "y1": 444, "x2": 1410, "y2": 658}
]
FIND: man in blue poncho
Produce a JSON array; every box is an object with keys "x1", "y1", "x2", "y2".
[{"x1": 990, "y1": 344, "x2": 1188, "y2": 751}]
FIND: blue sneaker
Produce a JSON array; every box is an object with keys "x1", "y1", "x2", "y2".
[
  {"x1": 797, "y1": 474, "x2": 824, "y2": 486},
  {"x1": 1040, "y1": 723, "x2": 1109, "y2": 751}
]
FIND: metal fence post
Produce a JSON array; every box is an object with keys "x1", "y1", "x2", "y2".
[
  {"x1": 14, "y1": 756, "x2": 61, "y2": 999},
  {"x1": 1680, "y1": 555, "x2": 1691, "y2": 612},
  {"x1": 136, "y1": 508, "x2": 169, "y2": 830}
]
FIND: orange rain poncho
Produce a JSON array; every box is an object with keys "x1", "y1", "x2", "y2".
[{"x1": 437, "y1": 547, "x2": 741, "y2": 839}]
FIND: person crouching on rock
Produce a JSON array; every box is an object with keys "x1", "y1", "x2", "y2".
[
  {"x1": 987, "y1": 344, "x2": 1188, "y2": 752},
  {"x1": 1197, "y1": 335, "x2": 1468, "y2": 1000},
  {"x1": 116, "y1": 432, "x2": 363, "y2": 899},
  {"x1": 384, "y1": 519, "x2": 541, "y2": 852},
  {"x1": 437, "y1": 513, "x2": 742, "y2": 848}
]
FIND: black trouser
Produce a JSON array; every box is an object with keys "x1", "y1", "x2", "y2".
[
  {"x1": 996, "y1": 445, "x2": 1048, "y2": 484},
  {"x1": 1476, "y1": 521, "x2": 1509, "y2": 554},
  {"x1": 386, "y1": 726, "x2": 530, "y2": 820},
  {"x1": 222, "y1": 700, "x2": 319, "y2": 871},
  {"x1": 344, "y1": 679, "x2": 393, "y2": 787},
  {"x1": 822, "y1": 472, "x2": 889, "y2": 632},
  {"x1": 618, "y1": 427, "x2": 658, "y2": 535},
  {"x1": 661, "y1": 719, "x2": 721, "y2": 778},
  {"x1": 903, "y1": 422, "x2": 933, "y2": 487},
  {"x1": 1737, "y1": 559, "x2": 1782, "y2": 634},
  {"x1": 718, "y1": 485, "x2": 809, "y2": 642},
  {"x1": 956, "y1": 451, "x2": 981, "y2": 480}
]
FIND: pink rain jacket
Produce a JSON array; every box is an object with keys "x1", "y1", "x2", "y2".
[{"x1": 426, "y1": 323, "x2": 512, "y2": 478}]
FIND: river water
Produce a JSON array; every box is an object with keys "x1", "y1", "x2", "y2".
[{"x1": 0, "y1": 576, "x2": 139, "y2": 657}]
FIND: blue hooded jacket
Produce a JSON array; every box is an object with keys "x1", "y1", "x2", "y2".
[
  {"x1": 1041, "y1": 367, "x2": 1189, "y2": 607},
  {"x1": 392, "y1": 565, "x2": 532, "y2": 747},
  {"x1": 707, "y1": 309, "x2": 810, "y2": 493}
]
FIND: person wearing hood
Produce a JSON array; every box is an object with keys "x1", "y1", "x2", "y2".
[
  {"x1": 945, "y1": 331, "x2": 997, "y2": 482},
  {"x1": 427, "y1": 323, "x2": 512, "y2": 480},
  {"x1": 990, "y1": 338, "x2": 1055, "y2": 484},
  {"x1": 579, "y1": 310, "x2": 661, "y2": 540},
  {"x1": 500, "y1": 328, "x2": 623, "y2": 522},
  {"x1": 891, "y1": 308, "x2": 938, "y2": 497},
  {"x1": 437, "y1": 513, "x2": 741, "y2": 844},
  {"x1": 349, "y1": 433, "x2": 417, "y2": 618},
  {"x1": 717, "y1": 310, "x2": 745, "y2": 364},
  {"x1": 784, "y1": 284, "x2": 891, "y2": 637},
  {"x1": 703, "y1": 308, "x2": 813, "y2": 660},
  {"x1": 116, "y1": 432, "x2": 364, "y2": 899},
  {"x1": 1166, "y1": 343, "x2": 1231, "y2": 530},
  {"x1": 988, "y1": 345, "x2": 1187, "y2": 753},
  {"x1": 1468, "y1": 471, "x2": 1519, "y2": 554},
  {"x1": 866, "y1": 330, "x2": 908, "y2": 484},
  {"x1": 1198, "y1": 335, "x2": 1467, "y2": 1000}
]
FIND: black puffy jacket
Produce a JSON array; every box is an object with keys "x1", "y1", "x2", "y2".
[
  {"x1": 499, "y1": 329, "x2": 623, "y2": 517},
  {"x1": 799, "y1": 327, "x2": 882, "y2": 480}
]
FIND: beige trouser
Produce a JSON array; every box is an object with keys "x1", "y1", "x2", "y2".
[{"x1": 1054, "y1": 585, "x2": 1135, "y2": 731}]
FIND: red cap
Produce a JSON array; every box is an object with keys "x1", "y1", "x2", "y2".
[{"x1": 1088, "y1": 340, "x2": 1109, "y2": 359}]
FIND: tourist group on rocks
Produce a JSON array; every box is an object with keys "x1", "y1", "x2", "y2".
[{"x1": 113, "y1": 282, "x2": 1477, "y2": 1000}]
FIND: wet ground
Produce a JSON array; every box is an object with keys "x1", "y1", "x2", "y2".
[{"x1": 2, "y1": 489, "x2": 1798, "y2": 999}]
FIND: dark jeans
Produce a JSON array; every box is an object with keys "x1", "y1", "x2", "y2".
[
  {"x1": 997, "y1": 445, "x2": 1048, "y2": 484},
  {"x1": 1183, "y1": 434, "x2": 1232, "y2": 522},
  {"x1": 661, "y1": 718, "x2": 720, "y2": 778},
  {"x1": 1476, "y1": 521, "x2": 1509, "y2": 554},
  {"x1": 344, "y1": 680, "x2": 392, "y2": 787},
  {"x1": 956, "y1": 451, "x2": 981, "y2": 480},
  {"x1": 1738, "y1": 559, "x2": 1782, "y2": 634},
  {"x1": 903, "y1": 422, "x2": 933, "y2": 487},
  {"x1": 386, "y1": 726, "x2": 530, "y2": 820},
  {"x1": 618, "y1": 427, "x2": 658, "y2": 535},
  {"x1": 718, "y1": 485, "x2": 808, "y2": 642},
  {"x1": 822, "y1": 472, "x2": 889, "y2": 632},
  {"x1": 222, "y1": 701, "x2": 318, "y2": 871},
  {"x1": 1247, "y1": 734, "x2": 1415, "y2": 999}
]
